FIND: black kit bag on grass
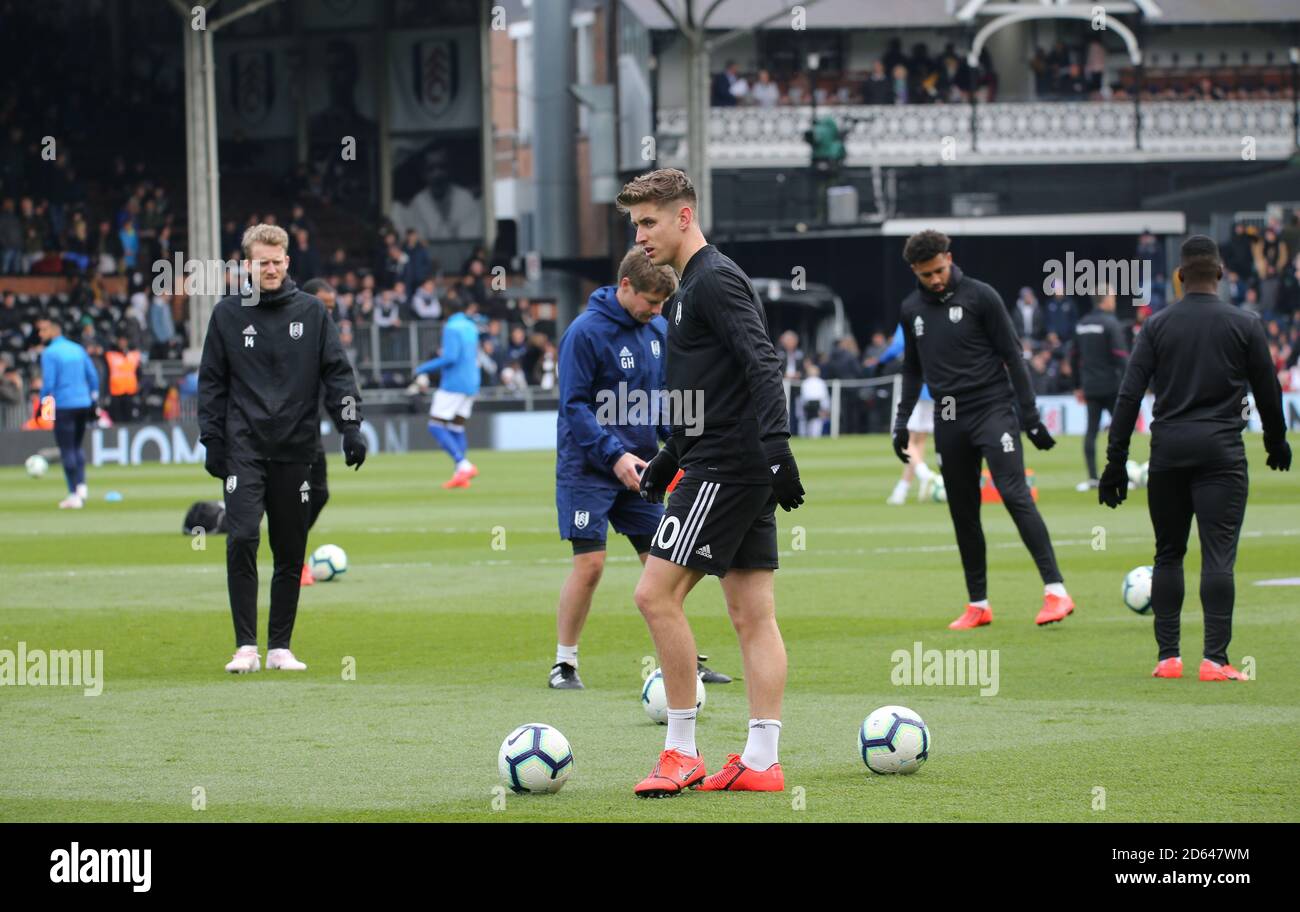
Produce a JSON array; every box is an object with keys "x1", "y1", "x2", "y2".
[{"x1": 183, "y1": 501, "x2": 226, "y2": 534}]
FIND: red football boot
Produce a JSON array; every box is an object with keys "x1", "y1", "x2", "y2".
[
  {"x1": 442, "y1": 470, "x2": 472, "y2": 489},
  {"x1": 948, "y1": 604, "x2": 992, "y2": 630},
  {"x1": 1199, "y1": 660, "x2": 1248, "y2": 682},
  {"x1": 698, "y1": 754, "x2": 785, "y2": 792},
  {"x1": 1035, "y1": 592, "x2": 1075, "y2": 626},
  {"x1": 299, "y1": 562, "x2": 315, "y2": 587},
  {"x1": 633, "y1": 749, "x2": 706, "y2": 798},
  {"x1": 1151, "y1": 657, "x2": 1182, "y2": 678}
]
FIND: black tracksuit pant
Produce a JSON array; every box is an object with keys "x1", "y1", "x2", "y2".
[
  {"x1": 935, "y1": 399, "x2": 1063, "y2": 602},
  {"x1": 308, "y1": 445, "x2": 329, "y2": 531},
  {"x1": 1082, "y1": 394, "x2": 1114, "y2": 480},
  {"x1": 1146, "y1": 462, "x2": 1248, "y2": 665},
  {"x1": 223, "y1": 455, "x2": 313, "y2": 650}
]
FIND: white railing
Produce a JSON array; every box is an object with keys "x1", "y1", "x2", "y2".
[{"x1": 656, "y1": 99, "x2": 1297, "y2": 167}]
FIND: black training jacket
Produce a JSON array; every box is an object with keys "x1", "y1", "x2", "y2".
[
  {"x1": 1071, "y1": 308, "x2": 1129, "y2": 399},
  {"x1": 1107, "y1": 292, "x2": 1286, "y2": 470},
  {"x1": 666, "y1": 245, "x2": 790, "y2": 483},
  {"x1": 198, "y1": 277, "x2": 361, "y2": 462},
  {"x1": 894, "y1": 264, "x2": 1040, "y2": 432}
]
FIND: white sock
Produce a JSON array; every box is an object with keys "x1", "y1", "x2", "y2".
[
  {"x1": 1045, "y1": 583, "x2": 1068, "y2": 598},
  {"x1": 456, "y1": 458, "x2": 474, "y2": 472},
  {"x1": 555, "y1": 643, "x2": 578, "y2": 668},
  {"x1": 892, "y1": 479, "x2": 910, "y2": 494},
  {"x1": 665, "y1": 708, "x2": 698, "y2": 757},
  {"x1": 970, "y1": 599, "x2": 990, "y2": 609},
  {"x1": 915, "y1": 462, "x2": 933, "y2": 481},
  {"x1": 740, "y1": 718, "x2": 781, "y2": 770}
]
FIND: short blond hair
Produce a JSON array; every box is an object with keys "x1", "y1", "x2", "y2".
[
  {"x1": 241, "y1": 223, "x2": 290, "y2": 257},
  {"x1": 617, "y1": 247, "x2": 678, "y2": 299},
  {"x1": 616, "y1": 169, "x2": 696, "y2": 214}
]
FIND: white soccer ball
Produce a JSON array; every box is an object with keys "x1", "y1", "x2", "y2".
[
  {"x1": 497, "y1": 723, "x2": 574, "y2": 794},
  {"x1": 641, "y1": 667, "x2": 706, "y2": 725},
  {"x1": 930, "y1": 476, "x2": 947, "y2": 503},
  {"x1": 309, "y1": 543, "x2": 348, "y2": 581},
  {"x1": 859, "y1": 705, "x2": 930, "y2": 775},
  {"x1": 1126, "y1": 459, "x2": 1149, "y2": 488},
  {"x1": 25, "y1": 454, "x2": 48, "y2": 478},
  {"x1": 1123, "y1": 565, "x2": 1154, "y2": 614}
]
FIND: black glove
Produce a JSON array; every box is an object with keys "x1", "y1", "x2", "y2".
[
  {"x1": 891, "y1": 427, "x2": 911, "y2": 465},
  {"x1": 342, "y1": 426, "x2": 367, "y2": 470},
  {"x1": 1265, "y1": 436, "x2": 1292, "y2": 472},
  {"x1": 1025, "y1": 421, "x2": 1056, "y2": 451},
  {"x1": 203, "y1": 439, "x2": 227, "y2": 480},
  {"x1": 1098, "y1": 460, "x2": 1128, "y2": 509},
  {"x1": 765, "y1": 440, "x2": 805, "y2": 512},
  {"x1": 639, "y1": 444, "x2": 679, "y2": 505}
]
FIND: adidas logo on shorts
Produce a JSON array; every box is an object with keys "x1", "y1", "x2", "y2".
[
  {"x1": 299, "y1": 480, "x2": 310, "y2": 503},
  {"x1": 695, "y1": 544, "x2": 712, "y2": 559}
]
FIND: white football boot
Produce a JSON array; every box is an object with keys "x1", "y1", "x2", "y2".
[
  {"x1": 885, "y1": 479, "x2": 910, "y2": 505},
  {"x1": 915, "y1": 463, "x2": 935, "y2": 502},
  {"x1": 76, "y1": 482, "x2": 88, "y2": 500},
  {"x1": 58, "y1": 495, "x2": 84, "y2": 509},
  {"x1": 225, "y1": 645, "x2": 261, "y2": 674},
  {"x1": 266, "y1": 648, "x2": 307, "y2": 671}
]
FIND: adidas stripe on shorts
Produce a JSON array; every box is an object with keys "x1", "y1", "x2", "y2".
[{"x1": 648, "y1": 475, "x2": 779, "y2": 576}]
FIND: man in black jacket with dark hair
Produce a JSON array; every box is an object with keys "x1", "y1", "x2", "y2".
[
  {"x1": 1071, "y1": 291, "x2": 1128, "y2": 491},
  {"x1": 893, "y1": 230, "x2": 1073, "y2": 630},
  {"x1": 199, "y1": 225, "x2": 366, "y2": 674},
  {"x1": 1100, "y1": 235, "x2": 1290, "y2": 682}
]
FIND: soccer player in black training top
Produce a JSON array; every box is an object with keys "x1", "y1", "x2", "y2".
[
  {"x1": 1070, "y1": 289, "x2": 1128, "y2": 492},
  {"x1": 1100, "y1": 235, "x2": 1290, "y2": 681},
  {"x1": 618, "y1": 169, "x2": 804, "y2": 798},
  {"x1": 893, "y1": 230, "x2": 1075, "y2": 629},
  {"x1": 199, "y1": 225, "x2": 367, "y2": 674}
]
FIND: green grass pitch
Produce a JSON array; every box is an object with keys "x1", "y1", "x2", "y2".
[{"x1": 1, "y1": 436, "x2": 1296, "y2": 822}]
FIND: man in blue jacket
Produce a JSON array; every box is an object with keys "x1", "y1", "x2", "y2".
[
  {"x1": 415, "y1": 298, "x2": 482, "y2": 489},
  {"x1": 550, "y1": 248, "x2": 731, "y2": 689},
  {"x1": 37, "y1": 317, "x2": 100, "y2": 509}
]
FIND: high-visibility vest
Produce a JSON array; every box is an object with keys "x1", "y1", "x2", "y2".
[{"x1": 106, "y1": 350, "x2": 140, "y2": 396}]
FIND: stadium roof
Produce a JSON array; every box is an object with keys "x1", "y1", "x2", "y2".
[{"x1": 620, "y1": 0, "x2": 1300, "y2": 29}]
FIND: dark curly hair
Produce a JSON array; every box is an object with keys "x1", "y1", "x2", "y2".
[{"x1": 903, "y1": 230, "x2": 951, "y2": 265}]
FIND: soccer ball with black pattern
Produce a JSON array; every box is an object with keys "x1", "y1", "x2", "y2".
[
  {"x1": 859, "y1": 705, "x2": 930, "y2": 775},
  {"x1": 497, "y1": 723, "x2": 574, "y2": 794},
  {"x1": 1122, "y1": 565, "x2": 1154, "y2": 614}
]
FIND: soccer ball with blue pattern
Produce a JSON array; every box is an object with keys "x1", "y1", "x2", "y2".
[
  {"x1": 309, "y1": 544, "x2": 348, "y2": 582},
  {"x1": 641, "y1": 667, "x2": 706, "y2": 725},
  {"x1": 497, "y1": 723, "x2": 573, "y2": 794},
  {"x1": 1123, "y1": 565, "x2": 1153, "y2": 614},
  {"x1": 860, "y1": 705, "x2": 930, "y2": 775}
]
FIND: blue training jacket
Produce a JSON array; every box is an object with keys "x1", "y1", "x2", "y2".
[
  {"x1": 556, "y1": 285, "x2": 670, "y2": 489},
  {"x1": 40, "y1": 336, "x2": 99, "y2": 410},
  {"x1": 415, "y1": 311, "x2": 481, "y2": 396},
  {"x1": 880, "y1": 323, "x2": 931, "y2": 401}
]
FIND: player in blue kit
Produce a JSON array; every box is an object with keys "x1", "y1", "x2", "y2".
[
  {"x1": 550, "y1": 248, "x2": 731, "y2": 690},
  {"x1": 415, "y1": 298, "x2": 481, "y2": 489}
]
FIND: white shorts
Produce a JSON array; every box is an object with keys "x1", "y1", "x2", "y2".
[
  {"x1": 906, "y1": 399, "x2": 935, "y2": 434},
  {"x1": 430, "y1": 389, "x2": 475, "y2": 422}
]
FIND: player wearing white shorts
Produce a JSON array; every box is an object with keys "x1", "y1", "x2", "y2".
[
  {"x1": 415, "y1": 299, "x2": 481, "y2": 489},
  {"x1": 879, "y1": 322, "x2": 937, "y2": 503}
]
